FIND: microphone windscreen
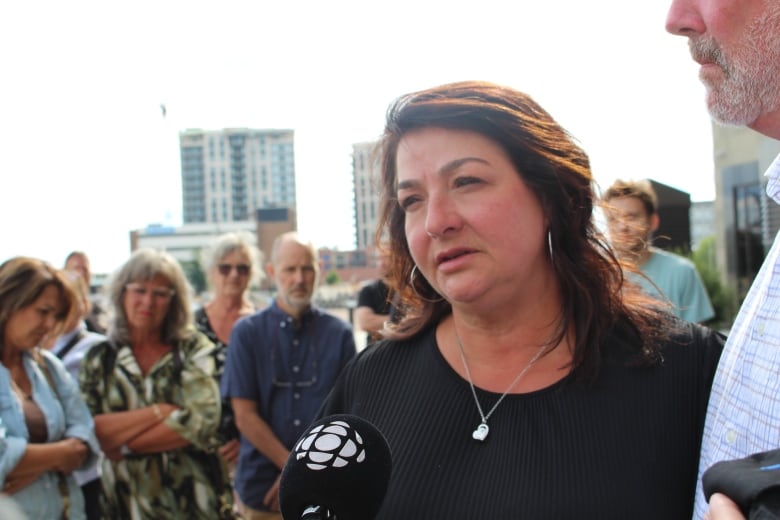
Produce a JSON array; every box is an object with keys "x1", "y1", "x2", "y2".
[{"x1": 279, "y1": 414, "x2": 392, "y2": 520}]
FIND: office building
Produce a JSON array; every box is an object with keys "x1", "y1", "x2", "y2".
[
  {"x1": 712, "y1": 125, "x2": 780, "y2": 299},
  {"x1": 130, "y1": 221, "x2": 257, "y2": 264},
  {"x1": 352, "y1": 141, "x2": 382, "y2": 250},
  {"x1": 180, "y1": 128, "x2": 296, "y2": 224},
  {"x1": 255, "y1": 207, "x2": 297, "y2": 271}
]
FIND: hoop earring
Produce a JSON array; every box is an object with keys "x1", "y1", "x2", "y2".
[
  {"x1": 410, "y1": 265, "x2": 444, "y2": 303},
  {"x1": 547, "y1": 229, "x2": 554, "y2": 261}
]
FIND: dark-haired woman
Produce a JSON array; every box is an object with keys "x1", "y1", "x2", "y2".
[{"x1": 316, "y1": 81, "x2": 725, "y2": 519}]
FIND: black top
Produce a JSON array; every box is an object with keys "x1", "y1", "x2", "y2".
[
  {"x1": 319, "y1": 321, "x2": 724, "y2": 519},
  {"x1": 357, "y1": 279, "x2": 394, "y2": 345},
  {"x1": 194, "y1": 306, "x2": 237, "y2": 442},
  {"x1": 357, "y1": 279, "x2": 392, "y2": 316},
  {"x1": 193, "y1": 307, "x2": 228, "y2": 378}
]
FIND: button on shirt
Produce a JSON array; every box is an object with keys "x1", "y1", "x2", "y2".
[
  {"x1": 221, "y1": 301, "x2": 357, "y2": 511},
  {"x1": 693, "y1": 154, "x2": 780, "y2": 519}
]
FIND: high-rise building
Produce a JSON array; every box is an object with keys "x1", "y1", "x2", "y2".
[
  {"x1": 352, "y1": 141, "x2": 382, "y2": 250},
  {"x1": 180, "y1": 128, "x2": 296, "y2": 223}
]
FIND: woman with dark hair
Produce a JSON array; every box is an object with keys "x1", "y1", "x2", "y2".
[
  {"x1": 316, "y1": 81, "x2": 725, "y2": 518},
  {"x1": 0, "y1": 257, "x2": 100, "y2": 519},
  {"x1": 79, "y1": 248, "x2": 232, "y2": 519}
]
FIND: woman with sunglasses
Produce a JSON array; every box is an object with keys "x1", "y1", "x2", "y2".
[
  {"x1": 196, "y1": 232, "x2": 262, "y2": 468},
  {"x1": 79, "y1": 248, "x2": 231, "y2": 519}
]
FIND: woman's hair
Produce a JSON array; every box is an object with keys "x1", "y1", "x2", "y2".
[
  {"x1": 377, "y1": 81, "x2": 671, "y2": 378},
  {"x1": 61, "y1": 269, "x2": 91, "y2": 326},
  {"x1": 0, "y1": 257, "x2": 76, "y2": 353},
  {"x1": 200, "y1": 231, "x2": 264, "y2": 290},
  {"x1": 106, "y1": 248, "x2": 194, "y2": 345}
]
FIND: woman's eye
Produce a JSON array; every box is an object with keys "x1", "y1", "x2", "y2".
[
  {"x1": 454, "y1": 176, "x2": 482, "y2": 188},
  {"x1": 398, "y1": 195, "x2": 421, "y2": 211}
]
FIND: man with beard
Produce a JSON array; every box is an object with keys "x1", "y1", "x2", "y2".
[
  {"x1": 602, "y1": 179, "x2": 714, "y2": 324},
  {"x1": 667, "y1": 1, "x2": 780, "y2": 517},
  {"x1": 221, "y1": 232, "x2": 357, "y2": 519}
]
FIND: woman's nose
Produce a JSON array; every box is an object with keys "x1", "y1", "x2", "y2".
[{"x1": 424, "y1": 193, "x2": 461, "y2": 239}]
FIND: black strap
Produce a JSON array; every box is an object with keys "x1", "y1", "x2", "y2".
[{"x1": 56, "y1": 329, "x2": 87, "y2": 360}]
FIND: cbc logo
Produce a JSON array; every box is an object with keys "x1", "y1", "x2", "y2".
[{"x1": 294, "y1": 420, "x2": 367, "y2": 471}]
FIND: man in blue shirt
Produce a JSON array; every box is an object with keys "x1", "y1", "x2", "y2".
[{"x1": 222, "y1": 232, "x2": 356, "y2": 519}]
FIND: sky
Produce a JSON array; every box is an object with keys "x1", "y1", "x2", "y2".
[{"x1": 0, "y1": 0, "x2": 716, "y2": 274}]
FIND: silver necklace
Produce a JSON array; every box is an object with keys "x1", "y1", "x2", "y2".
[{"x1": 455, "y1": 331, "x2": 546, "y2": 442}]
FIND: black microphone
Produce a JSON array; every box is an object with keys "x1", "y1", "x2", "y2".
[{"x1": 279, "y1": 414, "x2": 392, "y2": 520}]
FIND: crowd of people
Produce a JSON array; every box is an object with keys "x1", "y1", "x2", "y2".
[
  {"x1": 3, "y1": 0, "x2": 780, "y2": 517},
  {"x1": 0, "y1": 232, "x2": 357, "y2": 519}
]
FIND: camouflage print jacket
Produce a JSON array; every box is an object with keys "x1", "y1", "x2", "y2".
[{"x1": 79, "y1": 330, "x2": 231, "y2": 519}]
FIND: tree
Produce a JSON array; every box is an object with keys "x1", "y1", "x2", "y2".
[
  {"x1": 325, "y1": 271, "x2": 340, "y2": 285},
  {"x1": 690, "y1": 236, "x2": 736, "y2": 330},
  {"x1": 180, "y1": 257, "x2": 207, "y2": 296}
]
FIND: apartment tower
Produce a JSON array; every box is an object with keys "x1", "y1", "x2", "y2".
[
  {"x1": 180, "y1": 128, "x2": 296, "y2": 223},
  {"x1": 352, "y1": 141, "x2": 382, "y2": 250}
]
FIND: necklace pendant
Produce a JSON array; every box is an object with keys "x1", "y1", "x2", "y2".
[{"x1": 472, "y1": 422, "x2": 489, "y2": 442}]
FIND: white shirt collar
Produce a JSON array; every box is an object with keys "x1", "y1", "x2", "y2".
[{"x1": 765, "y1": 153, "x2": 780, "y2": 203}]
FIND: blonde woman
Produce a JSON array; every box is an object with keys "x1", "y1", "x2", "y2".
[
  {"x1": 196, "y1": 232, "x2": 262, "y2": 463},
  {"x1": 79, "y1": 249, "x2": 231, "y2": 519}
]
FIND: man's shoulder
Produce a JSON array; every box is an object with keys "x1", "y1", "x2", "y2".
[
  {"x1": 313, "y1": 306, "x2": 353, "y2": 330},
  {"x1": 358, "y1": 278, "x2": 383, "y2": 296},
  {"x1": 648, "y1": 248, "x2": 697, "y2": 272},
  {"x1": 240, "y1": 305, "x2": 275, "y2": 322}
]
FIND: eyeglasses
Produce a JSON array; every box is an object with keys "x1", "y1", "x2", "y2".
[
  {"x1": 218, "y1": 263, "x2": 250, "y2": 276},
  {"x1": 125, "y1": 283, "x2": 176, "y2": 301}
]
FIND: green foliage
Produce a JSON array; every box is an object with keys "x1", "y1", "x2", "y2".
[
  {"x1": 180, "y1": 258, "x2": 207, "y2": 296},
  {"x1": 325, "y1": 271, "x2": 340, "y2": 285},
  {"x1": 689, "y1": 236, "x2": 736, "y2": 329}
]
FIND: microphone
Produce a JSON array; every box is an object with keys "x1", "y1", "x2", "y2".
[{"x1": 279, "y1": 414, "x2": 392, "y2": 520}]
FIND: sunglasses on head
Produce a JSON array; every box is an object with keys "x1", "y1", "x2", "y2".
[{"x1": 218, "y1": 263, "x2": 250, "y2": 276}]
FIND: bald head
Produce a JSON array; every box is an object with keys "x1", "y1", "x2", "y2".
[{"x1": 267, "y1": 232, "x2": 320, "y2": 318}]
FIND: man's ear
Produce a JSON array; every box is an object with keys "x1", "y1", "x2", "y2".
[
  {"x1": 265, "y1": 262, "x2": 275, "y2": 281},
  {"x1": 649, "y1": 213, "x2": 660, "y2": 233}
]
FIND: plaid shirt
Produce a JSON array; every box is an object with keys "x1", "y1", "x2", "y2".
[{"x1": 693, "y1": 154, "x2": 780, "y2": 519}]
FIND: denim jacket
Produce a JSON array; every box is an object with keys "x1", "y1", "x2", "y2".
[{"x1": 0, "y1": 348, "x2": 100, "y2": 520}]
